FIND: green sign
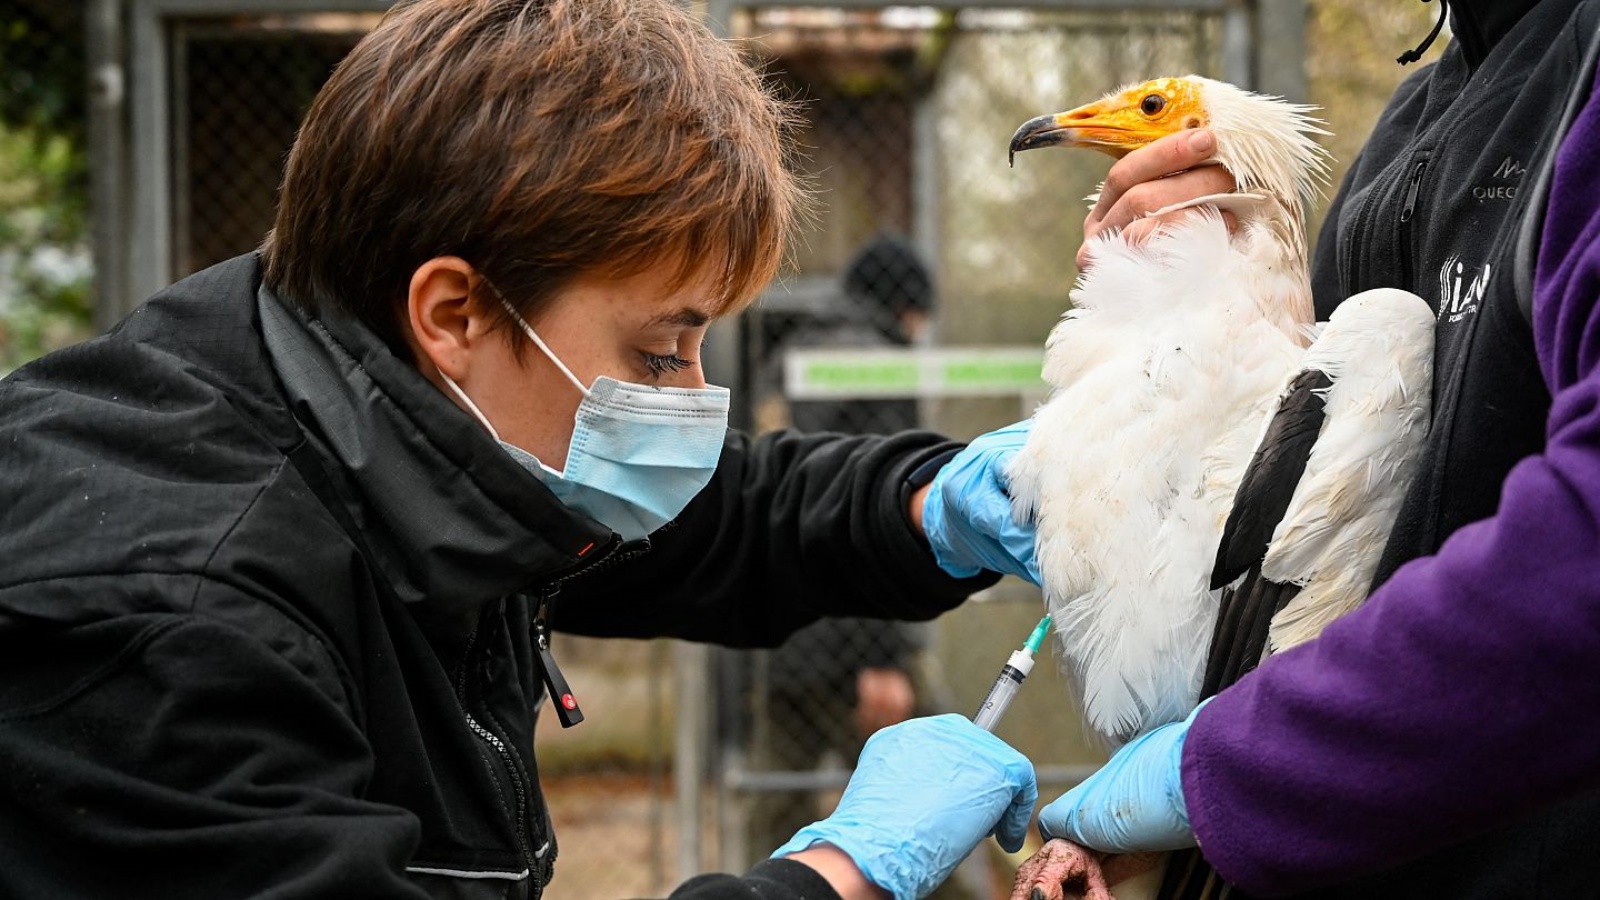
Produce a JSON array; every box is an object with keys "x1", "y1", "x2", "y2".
[{"x1": 784, "y1": 347, "x2": 1046, "y2": 399}]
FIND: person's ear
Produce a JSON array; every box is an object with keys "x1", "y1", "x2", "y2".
[{"x1": 407, "y1": 257, "x2": 491, "y2": 381}]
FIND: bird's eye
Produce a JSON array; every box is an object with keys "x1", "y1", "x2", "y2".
[{"x1": 1140, "y1": 94, "x2": 1167, "y2": 116}]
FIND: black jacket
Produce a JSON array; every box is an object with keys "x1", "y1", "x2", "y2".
[
  {"x1": 0, "y1": 254, "x2": 994, "y2": 898},
  {"x1": 1302, "y1": 0, "x2": 1600, "y2": 896}
]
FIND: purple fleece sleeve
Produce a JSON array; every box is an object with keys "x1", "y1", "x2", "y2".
[{"x1": 1179, "y1": 85, "x2": 1600, "y2": 895}]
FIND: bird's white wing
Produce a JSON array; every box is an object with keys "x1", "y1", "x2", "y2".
[
  {"x1": 1261, "y1": 288, "x2": 1434, "y2": 650},
  {"x1": 1200, "y1": 289, "x2": 1432, "y2": 689}
]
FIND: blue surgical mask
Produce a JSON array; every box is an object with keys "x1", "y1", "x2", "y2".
[{"x1": 437, "y1": 303, "x2": 729, "y2": 542}]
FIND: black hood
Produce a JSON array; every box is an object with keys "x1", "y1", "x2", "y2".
[
  {"x1": 1448, "y1": 0, "x2": 1547, "y2": 65},
  {"x1": 257, "y1": 280, "x2": 615, "y2": 607}
]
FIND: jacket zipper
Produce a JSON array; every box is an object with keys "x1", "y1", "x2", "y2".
[
  {"x1": 444, "y1": 536, "x2": 648, "y2": 895},
  {"x1": 1398, "y1": 157, "x2": 1429, "y2": 287},
  {"x1": 464, "y1": 712, "x2": 535, "y2": 874},
  {"x1": 453, "y1": 615, "x2": 539, "y2": 881},
  {"x1": 445, "y1": 536, "x2": 644, "y2": 893},
  {"x1": 533, "y1": 587, "x2": 583, "y2": 729},
  {"x1": 525, "y1": 536, "x2": 651, "y2": 894}
]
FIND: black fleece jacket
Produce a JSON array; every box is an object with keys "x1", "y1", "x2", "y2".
[{"x1": 0, "y1": 254, "x2": 995, "y2": 899}]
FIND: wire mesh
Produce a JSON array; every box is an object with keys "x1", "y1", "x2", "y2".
[
  {"x1": 715, "y1": 6, "x2": 1225, "y2": 892},
  {"x1": 171, "y1": 17, "x2": 365, "y2": 277}
]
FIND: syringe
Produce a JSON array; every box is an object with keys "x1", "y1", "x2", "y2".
[{"x1": 972, "y1": 616, "x2": 1052, "y2": 732}]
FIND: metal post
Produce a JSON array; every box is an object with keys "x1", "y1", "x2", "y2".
[
  {"x1": 87, "y1": 0, "x2": 127, "y2": 329},
  {"x1": 674, "y1": 640, "x2": 710, "y2": 881},
  {"x1": 1221, "y1": 0, "x2": 1254, "y2": 90},
  {"x1": 1254, "y1": 0, "x2": 1309, "y2": 103},
  {"x1": 649, "y1": 639, "x2": 670, "y2": 889},
  {"x1": 704, "y1": 0, "x2": 735, "y2": 35},
  {"x1": 912, "y1": 90, "x2": 941, "y2": 300},
  {"x1": 128, "y1": 0, "x2": 173, "y2": 303}
]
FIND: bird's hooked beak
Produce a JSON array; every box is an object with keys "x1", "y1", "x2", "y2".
[
  {"x1": 1009, "y1": 78, "x2": 1205, "y2": 167},
  {"x1": 1008, "y1": 112, "x2": 1080, "y2": 166}
]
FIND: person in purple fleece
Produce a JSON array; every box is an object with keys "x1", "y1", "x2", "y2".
[{"x1": 1035, "y1": 2, "x2": 1600, "y2": 898}]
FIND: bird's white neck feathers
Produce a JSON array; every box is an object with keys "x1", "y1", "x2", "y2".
[
  {"x1": 1180, "y1": 77, "x2": 1330, "y2": 266},
  {"x1": 1189, "y1": 76, "x2": 1330, "y2": 212}
]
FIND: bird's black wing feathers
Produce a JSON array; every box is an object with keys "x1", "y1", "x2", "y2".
[
  {"x1": 1209, "y1": 368, "x2": 1333, "y2": 590},
  {"x1": 1199, "y1": 575, "x2": 1303, "y2": 700},
  {"x1": 1159, "y1": 371, "x2": 1331, "y2": 900}
]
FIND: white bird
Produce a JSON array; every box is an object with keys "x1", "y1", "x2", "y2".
[
  {"x1": 1002, "y1": 74, "x2": 1436, "y2": 900},
  {"x1": 1004, "y1": 75, "x2": 1434, "y2": 745}
]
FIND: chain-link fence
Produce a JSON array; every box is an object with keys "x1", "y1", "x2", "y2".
[
  {"x1": 170, "y1": 15, "x2": 362, "y2": 277},
  {"x1": 707, "y1": 7, "x2": 1231, "y2": 891}
]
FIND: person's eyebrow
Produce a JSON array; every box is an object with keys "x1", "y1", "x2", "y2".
[{"x1": 647, "y1": 307, "x2": 712, "y2": 328}]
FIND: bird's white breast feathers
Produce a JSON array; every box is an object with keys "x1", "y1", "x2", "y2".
[
  {"x1": 1010, "y1": 210, "x2": 1433, "y2": 743},
  {"x1": 1007, "y1": 210, "x2": 1306, "y2": 744}
]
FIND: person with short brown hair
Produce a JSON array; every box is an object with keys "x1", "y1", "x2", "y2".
[
  {"x1": 0, "y1": 1, "x2": 1040, "y2": 898},
  {"x1": 262, "y1": 0, "x2": 802, "y2": 358}
]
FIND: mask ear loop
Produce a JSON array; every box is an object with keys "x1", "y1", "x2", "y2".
[
  {"x1": 479, "y1": 277, "x2": 593, "y2": 398},
  {"x1": 436, "y1": 369, "x2": 502, "y2": 442}
]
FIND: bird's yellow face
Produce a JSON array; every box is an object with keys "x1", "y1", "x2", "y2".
[{"x1": 1009, "y1": 78, "x2": 1208, "y2": 163}]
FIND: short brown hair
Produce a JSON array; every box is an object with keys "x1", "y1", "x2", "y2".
[{"x1": 262, "y1": 0, "x2": 806, "y2": 353}]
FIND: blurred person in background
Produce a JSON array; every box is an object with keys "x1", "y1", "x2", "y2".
[{"x1": 0, "y1": 2, "x2": 1044, "y2": 899}]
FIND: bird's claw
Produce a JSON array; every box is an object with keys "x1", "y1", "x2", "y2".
[
  {"x1": 1010, "y1": 839, "x2": 1164, "y2": 900},
  {"x1": 1009, "y1": 838, "x2": 1114, "y2": 900}
]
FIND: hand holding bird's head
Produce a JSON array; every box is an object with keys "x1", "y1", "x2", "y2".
[{"x1": 1009, "y1": 75, "x2": 1329, "y2": 212}]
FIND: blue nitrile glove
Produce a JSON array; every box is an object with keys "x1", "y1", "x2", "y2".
[
  {"x1": 1038, "y1": 700, "x2": 1210, "y2": 853},
  {"x1": 921, "y1": 419, "x2": 1042, "y2": 585},
  {"x1": 773, "y1": 714, "x2": 1038, "y2": 900}
]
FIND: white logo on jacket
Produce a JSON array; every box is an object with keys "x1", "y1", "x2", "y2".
[{"x1": 1438, "y1": 255, "x2": 1490, "y2": 324}]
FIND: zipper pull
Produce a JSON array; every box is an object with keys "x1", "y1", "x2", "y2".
[
  {"x1": 1400, "y1": 159, "x2": 1428, "y2": 224},
  {"x1": 534, "y1": 590, "x2": 584, "y2": 728}
]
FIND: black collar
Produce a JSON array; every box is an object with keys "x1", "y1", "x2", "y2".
[
  {"x1": 257, "y1": 284, "x2": 613, "y2": 608},
  {"x1": 1449, "y1": 0, "x2": 1546, "y2": 66}
]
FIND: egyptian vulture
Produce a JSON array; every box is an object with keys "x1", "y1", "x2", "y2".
[{"x1": 1001, "y1": 76, "x2": 1435, "y2": 900}]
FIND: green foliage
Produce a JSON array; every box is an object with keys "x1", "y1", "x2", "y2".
[
  {"x1": 0, "y1": 1, "x2": 92, "y2": 373},
  {"x1": 0, "y1": 2, "x2": 87, "y2": 143}
]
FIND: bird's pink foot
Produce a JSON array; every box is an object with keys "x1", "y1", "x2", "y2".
[
  {"x1": 1010, "y1": 839, "x2": 1112, "y2": 900},
  {"x1": 1009, "y1": 839, "x2": 1163, "y2": 900}
]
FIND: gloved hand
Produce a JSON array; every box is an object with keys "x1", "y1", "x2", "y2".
[
  {"x1": 921, "y1": 420, "x2": 1042, "y2": 585},
  {"x1": 773, "y1": 714, "x2": 1038, "y2": 900},
  {"x1": 1037, "y1": 700, "x2": 1209, "y2": 853}
]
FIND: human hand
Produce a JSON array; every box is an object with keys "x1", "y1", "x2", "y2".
[
  {"x1": 774, "y1": 714, "x2": 1039, "y2": 900},
  {"x1": 921, "y1": 420, "x2": 1042, "y2": 585},
  {"x1": 1037, "y1": 701, "x2": 1207, "y2": 853},
  {"x1": 854, "y1": 667, "x2": 916, "y2": 738},
  {"x1": 1079, "y1": 130, "x2": 1236, "y2": 270}
]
